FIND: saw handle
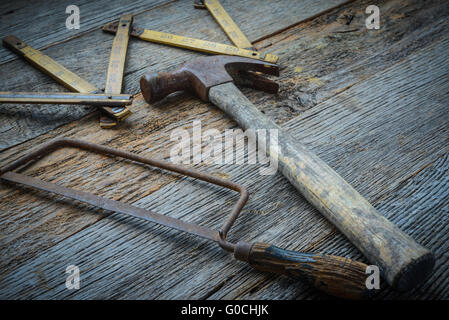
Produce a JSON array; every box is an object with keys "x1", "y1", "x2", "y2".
[
  {"x1": 140, "y1": 70, "x2": 192, "y2": 103},
  {"x1": 234, "y1": 242, "x2": 371, "y2": 299}
]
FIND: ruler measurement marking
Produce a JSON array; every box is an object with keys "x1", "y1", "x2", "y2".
[
  {"x1": 2, "y1": 35, "x2": 131, "y2": 125},
  {"x1": 203, "y1": 0, "x2": 253, "y2": 50},
  {"x1": 137, "y1": 29, "x2": 275, "y2": 62},
  {"x1": 105, "y1": 14, "x2": 132, "y2": 95}
]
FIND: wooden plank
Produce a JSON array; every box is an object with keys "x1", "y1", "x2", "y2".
[
  {"x1": 376, "y1": 153, "x2": 449, "y2": 299},
  {"x1": 211, "y1": 36, "x2": 449, "y2": 298},
  {"x1": 1, "y1": 0, "x2": 447, "y2": 150},
  {"x1": 0, "y1": 0, "x2": 171, "y2": 65},
  {"x1": 0, "y1": 0, "x2": 447, "y2": 292},
  {"x1": 0, "y1": 31, "x2": 448, "y2": 299},
  {"x1": 252, "y1": 0, "x2": 449, "y2": 118},
  {"x1": 0, "y1": 0, "x2": 352, "y2": 65},
  {"x1": 0, "y1": 0, "x2": 351, "y2": 150},
  {"x1": 212, "y1": 154, "x2": 449, "y2": 299}
]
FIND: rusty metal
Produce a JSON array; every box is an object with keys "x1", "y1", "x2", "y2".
[
  {"x1": 0, "y1": 139, "x2": 375, "y2": 299},
  {"x1": 139, "y1": 54, "x2": 436, "y2": 295},
  {"x1": 2, "y1": 35, "x2": 132, "y2": 128},
  {"x1": 0, "y1": 92, "x2": 132, "y2": 106},
  {"x1": 0, "y1": 138, "x2": 247, "y2": 252},
  {"x1": 140, "y1": 55, "x2": 279, "y2": 103}
]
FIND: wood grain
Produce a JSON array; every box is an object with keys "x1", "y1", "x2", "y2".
[
  {"x1": 0, "y1": 0, "x2": 354, "y2": 64},
  {"x1": 228, "y1": 153, "x2": 449, "y2": 300},
  {"x1": 0, "y1": 28, "x2": 448, "y2": 299},
  {"x1": 0, "y1": 0, "x2": 171, "y2": 64},
  {"x1": 210, "y1": 81, "x2": 434, "y2": 291},
  {"x1": 6, "y1": 0, "x2": 433, "y2": 150},
  {"x1": 247, "y1": 242, "x2": 370, "y2": 300}
]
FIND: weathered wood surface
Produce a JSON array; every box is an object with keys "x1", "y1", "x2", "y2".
[
  {"x1": 0, "y1": 25, "x2": 448, "y2": 299},
  {"x1": 0, "y1": 0, "x2": 171, "y2": 64},
  {"x1": 216, "y1": 153, "x2": 449, "y2": 300},
  {"x1": 1, "y1": 0, "x2": 446, "y2": 277},
  {"x1": 2, "y1": 0, "x2": 447, "y2": 148},
  {"x1": 0, "y1": 0, "x2": 351, "y2": 150},
  {"x1": 210, "y1": 81, "x2": 434, "y2": 291},
  {"x1": 0, "y1": 0, "x2": 448, "y2": 299}
]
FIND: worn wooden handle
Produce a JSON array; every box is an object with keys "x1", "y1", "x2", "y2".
[
  {"x1": 140, "y1": 70, "x2": 191, "y2": 103},
  {"x1": 239, "y1": 242, "x2": 371, "y2": 299},
  {"x1": 209, "y1": 82, "x2": 435, "y2": 291}
]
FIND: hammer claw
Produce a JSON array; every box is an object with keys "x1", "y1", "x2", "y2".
[
  {"x1": 223, "y1": 56, "x2": 279, "y2": 77},
  {"x1": 140, "y1": 55, "x2": 279, "y2": 103}
]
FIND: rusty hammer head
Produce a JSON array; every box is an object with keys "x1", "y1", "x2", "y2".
[{"x1": 140, "y1": 55, "x2": 279, "y2": 103}]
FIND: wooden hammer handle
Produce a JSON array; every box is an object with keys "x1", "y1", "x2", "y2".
[
  {"x1": 209, "y1": 82, "x2": 435, "y2": 291},
  {"x1": 238, "y1": 242, "x2": 371, "y2": 299}
]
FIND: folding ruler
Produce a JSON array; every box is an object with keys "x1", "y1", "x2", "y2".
[
  {"x1": 194, "y1": 0, "x2": 255, "y2": 50},
  {"x1": 0, "y1": 92, "x2": 132, "y2": 106},
  {"x1": 2, "y1": 14, "x2": 134, "y2": 128},
  {"x1": 103, "y1": 1, "x2": 278, "y2": 64}
]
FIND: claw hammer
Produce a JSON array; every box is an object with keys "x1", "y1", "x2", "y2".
[{"x1": 140, "y1": 55, "x2": 435, "y2": 291}]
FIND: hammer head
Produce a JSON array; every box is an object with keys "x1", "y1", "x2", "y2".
[{"x1": 140, "y1": 55, "x2": 279, "y2": 103}]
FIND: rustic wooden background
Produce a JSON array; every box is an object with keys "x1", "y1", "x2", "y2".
[{"x1": 0, "y1": 0, "x2": 448, "y2": 299}]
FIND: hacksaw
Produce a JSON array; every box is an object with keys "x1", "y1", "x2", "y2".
[
  {"x1": 0, "y1": 138, "x2": 371, "y2": 300},
  {"x1": 2, "y1": 35, "x2": 132, "y2": 128}
]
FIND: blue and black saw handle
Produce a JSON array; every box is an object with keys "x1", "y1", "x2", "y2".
[{"x1": 234, "y1": 241, "x2": 371, "y2": 299}]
